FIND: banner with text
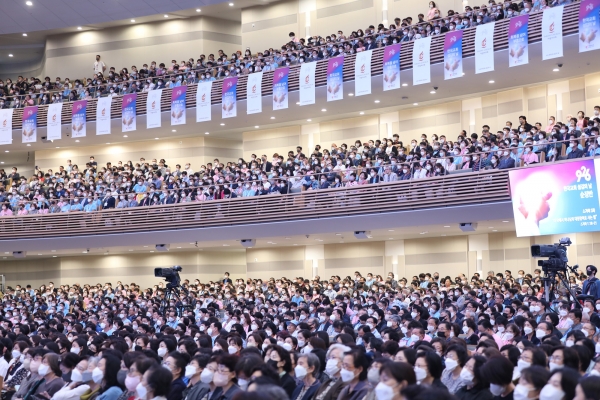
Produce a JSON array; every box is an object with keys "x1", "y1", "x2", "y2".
[
  {"x1": 71, "y1": 100, "x2": 87, "y2": 138},
  {"x1": 273, "y1": 67, "x2": 289, "y2": 110},
  {"x1": 383, "y1": 44, "x2": 401, "y2": 91},
  {"x1": 475, "y1": 22, "x2": 495, "y2": 74},
  {"x1": 22, "y1": 106, "x2": 37, "y2": 143},
  {"x1": 196, "y1": 81, "x2": 212, "y2": 122},
  {"x1": 354, "y1": 49, "x2": 372, "y2": 96},
  {"x1": 171, "y1": 86, "x2": 187, "y2": 125},
  {"x1": 46, "y1": 103, "x2": 62, "y2": 141},
  {"x1": 146, "y1": 89, "x2": 162, "y2": 129},
  {"x1": 579, "y1": 0, "x2": 600, "y2": 52},
  {"x1": 508, "y1": 15, "x2": 529, "y2": 67},
  {"x1": 96, "y1": 96, "x2": 112, "y2": 135},
  {"x1": 247, "y1": 71, "x2": 263, "y2": 114},
  {"x1": 299, "y1": 62, "x2": 316, "y2": 105},
  {"x1": 327, "y1": 56, "x2": 344, "y2": 101},
  {"x1": 413, "y1": 36, "x2": 432, "y2": 85},
  {"x1": 542, "y1": 5, "x2": 564, "y2": 60},
  {"x1": 444, "y1": 30, "x2": 463, "y2": 80},
  {"x1": 122, "y1": 93, "x2": 136, "y2": 133},
  {"x1": 0, "y1": 109, "x2": 13, "y2": 145},
  {"x1": 222, "y1": 76, "x2": 238, "y2": 119}
]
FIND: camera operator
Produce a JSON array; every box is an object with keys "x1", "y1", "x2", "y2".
[{"x1": 582, "y1": 265, "x2": 600, "y2": 300}]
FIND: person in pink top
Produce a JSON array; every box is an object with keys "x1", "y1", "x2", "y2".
[
  {"x1": 0, "y1": 204, "x2": 12, "y2": 216},
  {"x1": 576, "y1": 111, "x2": 586, "y2": 129},
  {"x1": 545, "y1": 116, "x2": 556, "y2": 133},
  {"x1": 427, "y1": 1, "x2": 441, "y2": 20},
  {"x1": 520, "y1": 145, "x2": 539, "y2": 165}
]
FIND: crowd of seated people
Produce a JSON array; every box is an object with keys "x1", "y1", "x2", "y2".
[
  {"x1": 0, "y1": 266, "x2": 600, "y2": 400},
  {"x1": 0, "y1": 0, "x2": 575, "y2": 109},
  {"x1": 0, "y1": 110, "x2": 598, "y2": 216}
]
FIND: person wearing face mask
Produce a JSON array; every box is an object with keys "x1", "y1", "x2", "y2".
[
  {"x1": 29, "y1": 353, "x2": 66, "y2": 400},
  {"x1": 413, "y1": 351, "x2": 445, "y2": 389},
  {"x1": 157, "y1": 338, "x2": 176, "y2": 359},
  {"x1": 374, "y1": 362, "x2": 416, "y2": 400},
  {"x1": 291, "y1": 353, "x2": 321, "y2": 400},
  {"x1": 442, "y1": 345, "x2": 468, "y2": 394},
  {"x1": 59, "y1": 353, "x2": 79, "y2": 383},
  {"x1": 163, "y1": 352, "x2": 188, "y2": 400},
  {"x1": 582, "y1": 266, "x2": 600, "y2": 301},
  {"x1": 312, "y1": 344, "x2": 350, "y2": 400},
  {"x1": 112, "y1": 357, "x2": 155, "y2": 400},
  {"x1": 265, "y1": 346, "x2": 296, "y2": 397},
  {"x1": 208, "y1": 355, "x2": 240, "y2": 400},
  {"x1": 52, "y1": 358, "x2": 94, "y2": 400},
  {"x1": 498, "y1": 147, "x2": 516, "y2": 169},
  {"x1": 540, "y1": 368, "x2": 579, "y2": 400},
  {"x1": 479, "y1": 355, "x2": 515, "y2": 400},
  {"x1": 182, "y1": 355, "x2": 213, "y2": 400},
  {"x1": 137, "y1": 366, "x2": 172, "y2": 400},
  {"x1": 337, "y1": 349, "x2": 370, "y2": 400},
  {"x1": 455, "y1": 355, "x2": 493, "y2": 400},
  {"x1": 513, "y1": 366, "x2": 549, "y2": 400}
]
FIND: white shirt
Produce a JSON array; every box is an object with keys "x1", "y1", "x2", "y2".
[{"x1": 94, "y1": 60, "x2": 106, "y2": 74}]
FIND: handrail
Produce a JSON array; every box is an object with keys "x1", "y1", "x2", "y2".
[
  {"x1": 0, "y1": 156, "x2": 594, "y2": 240},
  {"x1": 1, "y1": 2, "x2": 581, "y2": 129}
]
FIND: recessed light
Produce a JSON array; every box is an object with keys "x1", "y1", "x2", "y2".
[
  {"x1": 502, "y1": 220, "x2": 509, "y2": 223},
  {"x1": 336, "y1": 233, "x2": 341, "y2": 236},
  {"x1": 123, "y1": 135, "x2": 128, "y2": 138},
  {"x1": 420, "y1": 231, "x2": 428, "y2": 235},
  {"x1": 130, "y1": 19, "x2": 135, "y2": 22},
  {"x1": 402, "y1": 83, "x2": 408, "y2": 87},
  {"x1": 389, "y1": 238, "x2": 394, "y2": 240},
  {"x1": 296, "y1": 102, "x2": 300, "y2": 105},
  {"x1": 270, "y1": 116, "x2": 275, "y2": 119},
  {"x1": 177, "y1": 246, "x2": 182, "y2": 248},
  {"x1": 388, "y1": 230, "x2": 394, "y2": 232},
  {"x1": 26, "y1": 1, "x2": 33, "y2": 5},
  {"x1": 254, "y1": 126, "x2": 259, "y2": 128},
  {"x1": 430, "y1": 90, "x2": 436, "y2": 94},
  {"x1": 37, "y1": 254, "x2": 42, "y2": 256},
  {"x1": 196, "y1": 8, "x2": 201, "y2": 12},
  {"x1": 307, "y1": 119, "x2": 312, "y2": 122},
  {"x1": 413, "y1": 103, "x2": 418, "y2": 106},
  {"x1": 220, "y1": 123, "x2": 225, "y2": 126},
  {"x1": 1, "y1": 162, "x2": 4, "y2": 164},
  {"x1": 359, "y1": 112, "x2": 364, "y2": 115},
  {"x1": 55, "y1": 146, "x2": 60, "y2": 148},
  {"x1": 441, "y1": 234, "x2": 447, "y2": 237},
  {"x1": 223, "y1": 244, "x2": 230, "y2": 246},
  {"x1": 75, "y1": 139, "x2": 80, "y2": 142},
  {"x1": 374, "y1": 100, "x2": 380, "y2": 103},
  {"x1": 489, "y1": 227, "x2": 494, "y2": 229},
  {"x1": 4, "y1": 150, "x2": 8, "y2": 153},
  {"x1": 154, "y1": 137, "x2": 159, "y2": 140},
  {"x1": 164, "y1": 14, "x2": 168, "y2": 17},
  {"x1": 143, "y1": 246, "x2": 148, "y2": 247},
  {"x1": 462, "y1": 72, "x2": 465, "y2": 76},
  {"x1": 150, "y1": 251, "x2": 154, "y2": 253},
  {"x1": 349, "y1": 93, "x2": 354, "y2": 96},
  {"x1": 293, "y1": 244, "x2": 298, "y2": 246},
  {"x1": 106, "y1": 142, "x2": 110, "y2": 144},
  {"x1": 553, "y1": 68, "x2": 559, "y2": 72},
  {"x1": 172, "y1": 129, "x2": 176, "y2": 132},
  {"x1": 52, "y1": 256, "x2": 57, "y2": 257},
  {"x1": 321, "y1": 108, "x2": 327, "y2": 112},
  {"x1": 443, "y1": 225, "x2": 450, "y2": 228},
  {"x1": 22, "y1": 33, "x2": 27, "y2": 36},
  {"x1": 8, "y1": 54, "x2": 13, "y2": 57},
  {"x1": 229, "y1": 2, "x2": 234, "y2": 5},
  {"x1": 205, "y1": 132, "x2": 209, "y2": 135},
  {"x1": 493, "y1": 230, "x2": 498, "y2": 232},
  {"x1": 26, "y1": 144, "x2": 30, "y2": 146},
  {"x1": 489, "y1": 80, "x2": 495, "y2": 83},
  {"x1": 82, "y1": 251, "x2": 87, "y2": 254},
  {"x1": 77, "y1": 27, "x2": 82, "y2": 30},
  {"x1": 128, "y1": 249, "x2": 133, "y2": 251}
]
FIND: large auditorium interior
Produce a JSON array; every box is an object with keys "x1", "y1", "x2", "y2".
[{"x1": 0, "y1": 0, "x2": 598, "y2": 399}]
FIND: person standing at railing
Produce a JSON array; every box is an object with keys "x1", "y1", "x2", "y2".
[{"x1": 94, "y1": 55, "x2": 106, "y2": 75}]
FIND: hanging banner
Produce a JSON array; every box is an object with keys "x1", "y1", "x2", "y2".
[
  {"x1": 542, "y1": 6, "x2": 564, "y2": 60},
  {"x1": 383, "y1": 43, "x2": 401, "y2": 91},
  {"x1": 171, "y1": 86, "x2": 187, "y2": 125},
  {"x1": 196, "y1": 81, "x2": 212, "y2": 122},
  {"x1": 71, "y1": 100, "x2": 87, "y2": 138},
  {"x1": 47, "y1": 103, "x2": 63, "y2": 141},
  {"x1": 412, "y1": 36, "x2": 431, "y2": 85},
  {"x1": 354, "y1": 49, "x2": 372, "y2": 96},
  {"x1": 22, "y1": 106, "x2": 37, "y2": 143},
  {"x1": 222, "y1": 76, "x2": 238, "y2": 119},
  {"x1": 444, "y1": 30, "x2": 463, "y2": 80},
  {"x1": 508, "y1": 15, "x2": 529, "y2": 67},
  {"x1": 0, "y1": 109, "x2": 13, "y2": 145},
  {"x1": 147, "y1": 89, "x2": 162, "y2": 129},
  {"x1": 273, "y1": 67, "x2": 289, "y2": 111},
  {"x1": 246, "y1": 71, "x2": 263, "y2": 115},
  {"x1": 299, "y1": 62, "x2": 316, "y2": 105},
  {"x1": 96, "y1": 96, "x2": 112, "y2": 135},
  {"x1": 475, "y1": 22, "x2": 495, "y2": 74},
  {"x1": 122, "y1": 93, "x2": 136, "y2": 132},
  {"x1": 327, "y1": 56, "x2": 344, "y2": 102},
  {"x1": 580, "y1": 0, "x2": 600, "y2": 52}
]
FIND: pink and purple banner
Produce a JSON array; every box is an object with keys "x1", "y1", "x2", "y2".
[
  {"x1": 443, "y1": 30, "x2": 463, "y2": 80},
  {"x1": 383, "y1": 43, "x2": 400, "y2": 91},
  {"x1": 71, "y1": 100, "x2": 87, "y2": 138},
  {"x1": 122, "y1": 93, "x2": 137, "y2": 132},
  {"x1": 273, "y1": 67, "x2": 289, "y2": 111},
  {"x1": 22, "y1": 106, "x2": 37, "y2": 143},
  {"x1": 326, "y1": 56, "x2": 344, "y2": 102},
  {"x1": 510, "y1": 159, "x2": 600, "y2": 236},
  {"x1": 171, "y1": 86, "x2": 187, "y2": 125},
  {"x1": 508, "y1": 15, "x2": 529, "y2": 67},
  {"x1": 579, "y1": 0, "x2": 600, "y2": 52},
  {"x1": 222, "y1": 76, "x2": 238, "y2": 119}
]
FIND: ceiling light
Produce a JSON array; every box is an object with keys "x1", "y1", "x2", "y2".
[
  {"x1": 150, "y1": 251, "x2": 154, "y2": 253},
  {"x1": 441, "y1": 234, "x2": 447, "y2": 237},
  {"x1": 154, "y1": 137, "x2": 159, "y2": 140},
  {"x1": 229, "y1": 2, "x2": 234, "y2": 5},
  {"x1": 143, "y1": 245, "x2": 148, "y2": 247},
  {"x1": 254, "y1": 126, "x2": 259, "y2": 128},
  {"x1": 52, "y1": 255, "x2": 57, "y2": 257},
  {"x1": 171, "y1": 129, "x2": 176, "y2": 132},
  {"x1": 37, "y1": 254, "x2": 42, "y2": 256},
  {"x1": 123, "y1": 135, "x2": 128, "y2": 138},
  {"x1": 443, "y1": 225, "x2": 450, "y2": 228},
  {"x1": 22, "y1": 33, "x2": 27, "y2": 36},
  {"x1": 349, "y1": 93, "x2": 354, "y2": 96},
  {"x1": 307, "y1": 119, "x2": 312, "y2": 122},
  {"x1": 75, "y1": 139, "x2": 80, "y2": 142},
  {"x1": 402, "y1": 83, "x2": 408, "y2": 87},
  {"x1": 430, "y1": 90, "x2": 436, "y2": 94},
  {"x1": 4, "y1": 150, "x2": 8, "y2": 153},
  {"x1": 493, "y1": 230, "x2": 498, "y2": 232},
  {"x1": 335, "y1": 233, "x2": 341, "y2": 236},
  {"x1": 26, "y1": 144, "x2": 30, "y2": 146},
  {"x1": 321, "y1": 108, "x2": 327, "y2": 112},
  {"x1": 82, "y1": 251, "x2": 87, "y2": 254},
  {"x1": 359, "y1": 112, "x2": 364, "y2": 115},
  {"x1": 130, "y1": 19, "x2": 135, "y2": 22},
  {"x1": 1, "y1": 162, "x2": 4, "y2": 164},
  {"x1": 128, "y1": 249, "x2": 133, "y2": 251},
  {"x1": 502, "y1": 220, "x2": 509, "y2": 223},
  {"x1": 77, "y1": 27, "x2": 82, "y2": 30},
  {"x1": 389, "y1": 238, "x2": 394, "y2": 240},
  {"x1": 489, "y1": 80, "x2": 495, "y2": 83},
  {"x1": 388, "y1": 230, "x2": 394, "y2": 232},
  {"x1": 293, "y1": 244, "x2": 298, "y2": 246},
  {"x1": 420, "y1": 231, "x2": 428, "y2": 235},
  {"x1": 8, "y1": 54, "x2": 13, "y2": 57},
  {"x1": 196, "y1": 8, "x2": 201, "y2": 12},
  {"x1": 489, "y1": 227, "x2": 494, "y2": 229},
  {"x1": 413, "y1": 103, "x2": 418, "y2": 106},
  {"x1": 205, "y1": 132, "x2": 209, "y2": 135},
  {"x1": 220, "y1": 123, "x2": 225, "y2": 126},
  {"x1": 374, "y1": 100, "x2": 380, "y2": 103},
  {"x1": 462, "y1": 72, "x2": 465, "y2": 76},
  {"x1": 55, "y1": 146, "x2": 60, "y2": 148},
  {"x1": 223, "y1": 244, "x2": 230, "y2": 246},
  {"x1": 296, "y1": 102, "x2": 300, "y2": 105},
  {"x1": 553, "y1": 68, "x2": 559, "y2": 72},
  {"x1": 106, "y1": 142, "x2": 110, "y2": 144},
  {"x1": 164, "y1": 14, "x2": 168, "y2": 17},
  {"x1": 177, "y1": 246, "x2": 181, "y2": 248},
  {"x1": 270, "y1": 116, "x2": 275, "y2": 119},
  {"x1": 26, "y1": 1, "x2": 33, "y2": 5}
]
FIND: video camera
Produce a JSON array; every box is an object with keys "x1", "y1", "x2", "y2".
[
  {"x1": 531, "y1": 237, "x2": 571, "y2": 274},
  {"x1": 154, "y1": 265, "x2": 182, "y2": 288}
]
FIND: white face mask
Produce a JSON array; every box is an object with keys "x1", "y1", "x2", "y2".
[
  {"x1": 539, "y1": 384, "x2": 565, "y2": 400},
  {"x1": 375, "y1": 382, "x2": 395, "y2": 400}
]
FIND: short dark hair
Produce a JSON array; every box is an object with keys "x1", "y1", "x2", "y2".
[
  {"x1": 146, "y1": 367, "x2": 172, "y2": 397},
  {"x1": 520, "y1": 366, "x2": 550, "y2": 391},
  {"x1": 479, "y1": 355, "x2": 514, "y2": 385},
  {"x1": 416, "y1": 350, "x2": 443, "y2": 380}
]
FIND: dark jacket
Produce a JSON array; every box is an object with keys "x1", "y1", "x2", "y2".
[
  {"x1": 168, "y1": 377, "x2": 187, "y2": 400},
  {"x1": 312, "y1": 378, "x2": 346, "y2": 400},
  {"x1": 280, "y1": 372, "x2": 297, "y2": 398},
  {"x1": 337, "y1": 380, "x2": 372, "y2": 400},
  {"x1": 183, "y1": 382, "x2": 211, "y2": 400},
  {"x1": 455, "y1": 385, "x2": 494, "y2": 400},
  {"x1": 291, "y1": 379, "x2": 321, "y2": 400}
]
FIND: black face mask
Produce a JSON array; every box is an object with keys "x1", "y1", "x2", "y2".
[
  {"x1": 117, "y1": 369, "x2": 127, "y2": 386},
  {"x1": 267, "y1": 359, "x2": 279, "y2": 370}
]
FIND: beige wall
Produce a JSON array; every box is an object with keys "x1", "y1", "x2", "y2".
[
  {"x1": 35, "y1": 136, "x2": 243, "y2": 173},
  {"x1": 2, "y1": 230, "x2": 599, "y2": 287},
  {"x1": 44, "y1": 16, "x2": 241, "y2": 79},
  {"x1": 242, "y1": 0, "x2": 301, "y2": 52}
]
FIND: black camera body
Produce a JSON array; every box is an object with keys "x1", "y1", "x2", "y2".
[
  {"x1": 531, "y1": 238, "x2": 571, "y2": 274},
  {"x1": 154, "y1": 266, "x2": 182, "y2": 288}
]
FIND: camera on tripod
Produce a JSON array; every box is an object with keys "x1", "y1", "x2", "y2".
[
  {"x1": 154, "y1": 265, "x2": 182, "y2": 288},
  {"x1": 531, "y1": 237, "x2": 571, "y2": 274}
]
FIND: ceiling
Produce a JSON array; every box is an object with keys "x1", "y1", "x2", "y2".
[
  {"x1": 0, "y1": 0, "x2": 280, "y2": 66},
  {"x1": 0, "y1": 218, "x2": 517, "y2": 260}
]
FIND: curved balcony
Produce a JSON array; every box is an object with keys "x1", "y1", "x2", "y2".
[{"x1": 5, "y1": 3, "x2": 580, "y2": 129}]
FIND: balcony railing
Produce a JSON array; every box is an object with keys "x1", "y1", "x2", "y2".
[{"x1": 5, "y1": 3, "x2": 580, "y2": 130}]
